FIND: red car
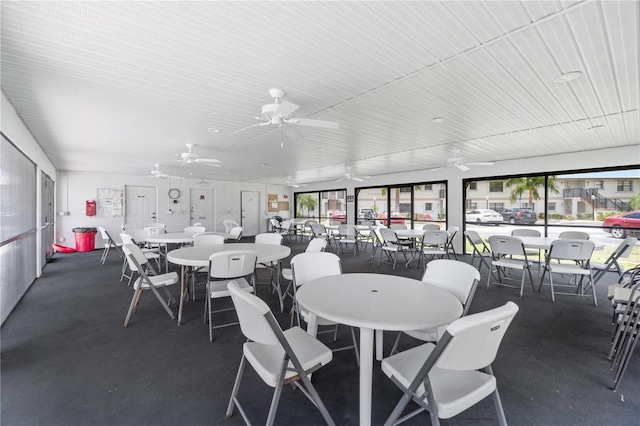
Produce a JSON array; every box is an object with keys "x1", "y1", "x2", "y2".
[
  {"x1": 603, "y1": 210, "x2": 640, "y2": 239},
  {"x1": 379, "y1": 211, "x2": 406, "y2": 224},
  {"x1": 330, "y1": 210, "x2": 347, "y2": 224}
]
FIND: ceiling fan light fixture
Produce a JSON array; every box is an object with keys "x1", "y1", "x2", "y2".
[{"x1": 553, "y1": 71, "x2": 582, "y2": 83}]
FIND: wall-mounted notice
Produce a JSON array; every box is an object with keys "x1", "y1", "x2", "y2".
[
  {"x1": 97, "y1": 188, "x2": 124, "y2": 216},
  {"x1": 268, "y1": 193, "x2": 279, "y2": 212}
]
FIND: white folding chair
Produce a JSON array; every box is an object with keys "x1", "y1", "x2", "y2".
[
  {"x1": 445, "y1": 226, "x2": 459, "y2": 260},
  {"x1": 120, "y1": 232, "x2": 161, "y2": 284},
  {"x1": 558, "y1": 230, "x2": 590, "y2": 240},
  {"x1": 228, "y1": 226, "x2": 243, "y2": 241},
  {"x1": 281, "y1": 238, "x2": 327, "y2": 310},
  {"x1": 226, "y1": 281, "x2": 335, "y2": 426},
  {"x1": 390, "y1": 259, "x2": 481, "y2": 355},
  {"x1": 98, "y1": 226, "x2": 122, "y2": 265},
  {"x1": 418, "y1": 230, "x2": 449, "y2": 268},
  {"x1": 223, "y1": 219, "x2": 239, "y2": 233},
  {"x1": 464, "y1": 230, "x2": 492, "y2": 273},
  {"x1": 205, "y1": 250, "x2": 257, "y2": 342},
  {"x1": 591, "y1": 237, "x2": 637, "y2": 284},
  {"x1": 382, "y1": 302, "x2": 518, "y2": 426},
  {"x1": 337, "y1": 224, "x2": 359, "y2": 256},
  {"x1": 422, "y1": 224, "x2": 440, "y2": 231},
  {"x1": 189, "y1": 233, "x2": 225, "y2": 300},
  {"x1": 184, "y1": 225, "x2": 206, "y2": 236},
  {"x1": 290, "y1": 252, "x2": 359, "y2": 364},
  {"x1": 122, "y1": 244, "x2": 179, "y2": 327},
  {"x1": 310, "y1": 222, "x2": 332, "y2": 251},
  {"x1": 254, "y1": 233, "x2": 286, "y2": 311},
  {"x1": 538, "y1": 239, "x2": 597, "y2": 305},
  {"x1": 378, "y1": 227, "x2": 413, "y2": 270},
  {"x1": 487, "y1": 235, "x2": 535, "y2": 297}
]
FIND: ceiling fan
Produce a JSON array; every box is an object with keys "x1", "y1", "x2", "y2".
[
  {"x1": 148, "y1": 164, "x2": 183, "y2": 179},
  {"x1": 285, "y1": 176, "x2": 307, "y2": 188},
  {"x1": 336, "y1": 167, "x2": 371, "y2": 182},
  {"x1": 231, "y1": 88, "x2": 340, "y2": 135},
  {"x1": 430, "y1": 149, "x2": 494, "y2": 172},
  {"x1": 170, "y1": 144, "x2": 221, "y2": 167}
]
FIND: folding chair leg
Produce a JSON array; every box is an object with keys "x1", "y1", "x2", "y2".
[
  {"x1": 124, "y1": 288, "x2": 143, "y2": 327},
  {"x1": 266, "y1": 357, "x2": 289, "y2": 425},
  {"x1": 226, "y1": 355, "x2": 247, "y2": 417}
]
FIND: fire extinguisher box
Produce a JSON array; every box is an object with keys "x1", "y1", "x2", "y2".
[
  {"x1": 86, "y1": 200, "x2": 96, "y2": 216},
  {"x1": 72, "y1": 227, "x2": 97, "y2": 252}
]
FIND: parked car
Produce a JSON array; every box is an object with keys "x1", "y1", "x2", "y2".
[
  {"x1": 603, "y1": 210, "x2": 640, "y2": 239},
  {"x1": 358, "y1": 208, "x2": 377, "y2": 220},
  {"x1": 466, "y1": 209, "x2": 503, "y2": 225},
  {"x1": 499, "y1": 207, "x2": 537, "y2": 225},
  {"x1": 330, "y1": 210, "x2": 347, "y2": 224},
  {"x1": 379, "y1": 211, "x2": 406, "y2": 224}
]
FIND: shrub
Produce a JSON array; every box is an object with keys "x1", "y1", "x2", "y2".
[{"x1": 565, "y1": 214, "x2": 575, "y2": 220}]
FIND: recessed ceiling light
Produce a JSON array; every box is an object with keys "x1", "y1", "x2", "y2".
[
  {"x1": 586, "y1": 124, "x2": 605, "y2": 131},
  {"x1": 431, "y1": 117, "x2": 445, "y2": 123},
  {"x1": 207, "y1": 128, "x2": 221, "y2": 132},
  {"x1": 553, "y1": 71, "x2": 582, "y2": 83}
]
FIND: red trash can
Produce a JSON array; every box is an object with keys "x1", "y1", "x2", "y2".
[{"x1": 72, "y1": 227, "x2": 97, "y2": 252}]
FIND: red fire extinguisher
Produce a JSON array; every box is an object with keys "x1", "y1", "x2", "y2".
[{"x1": 86, "y1": 200, "x2": 96, "y2": 216}]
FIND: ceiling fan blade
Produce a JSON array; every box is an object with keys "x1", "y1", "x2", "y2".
[
  {"x1": 427, "y1": 167, "x2": 444, "y2": 172},
  {"x1": 287, "y1": 118, "x2": 339, "y2": 129},
  {"x1": 195, "y1": 158, "x2": 222, "y2": 164},
  {"x1": 232, "y1": 121, "x2": 268, "y2": 135},
  {"x1": 277, "y1": 100, "x2": 299, "y2": 117},
  {"x1": 467, "y1": 162, "x2": 494, "y2": 166},
  {"x1": 335, "y1": 177, "x2": 345, "y2": 182},
  {"x1": 455, "y1": 163, "x2": 470, "y2": 172}
]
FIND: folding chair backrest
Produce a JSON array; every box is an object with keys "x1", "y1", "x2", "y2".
[
  {"x1": 255, "y1": 233, "x2": 282, "y2": 245},
  {"x1": 488, "y1": 235, "x2": 525, "y2": 257},
  {"x1": 422, "y1": 259, "x2": 480, "y2": 312},
  {"x1": 464, "y1": 230, "x2": 485, "y2": 247},
  {"x1": 306, "y1": 238, "x2": 327, "y2": 253},
  {"x1": 184, "y1": 226, "x2": 206, "y2": 235},
  {"x1": 290, "y1": 252, "x2": 342, "y2": 287},
  {"x1": 123, "y1": 243, "x2": 148, "y2": 272},
  {"x1": 280, "y1": 220, "x2": 292, "y2": 231},
  {"x1": 209, "y1": 250, "x2": 257, "y2": 279},
  {"x1": 125, "y1": 228, "x2": 148, "y2": 245},
  {"x1": 549, "y1": 239, "x2": 595, "y2": 262},
  {"x1": 120, "y1": 233, "x2": 135, "y2": 245},
  {"x1": 229, "y1": 226, "x2": 243, "y2": 240},
  {"x1": 390, "y1": 224, "x2": 407, "y2": 230},
  {"x1": 193, "y1": 233, "x2": 225, "y2": 246},
  {"x1": 511, "y1": 228, "x2": 541, "y2": 237},
  {"x1": 223, "y1": 220, "x2": 237, "y2": 233},
  {"x1": 436, "y1": 301, "x2": 519, "y2": 371},
  {"x1": 447, "y1": 226, "x2": 459, "y2": 237},
  {"x1": 310, "y1": 223, "x2": 326, "y2": 235},
  {"x1": 269, "y1": 218, "x2": 280, "y2": 229},
  {"x1": 615, "y1": 237, "x2": 638, "y2": 259},
  {"x1": 421, "y1": 231, "x2": 449, "y2": 246},
  {"x1": 338, "y1": 224, "x2": 356, "y2": 237},
  {"x1": 422, "y1": 224, "x2": 440, "y2": 231},
  {"x1": 558, "y1": 231, "x2": 590, "y2": 240},
  {"x1": 379, "y1": 227, "x2": 399, "y2": 244},
  {"x1": 228, "y1": 281, "x2": 280, "y2": 345},
  {"x1": 98, "y1": 226, "x2": 110, "y2": 240}
]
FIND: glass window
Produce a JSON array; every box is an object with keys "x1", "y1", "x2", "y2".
[
  {"x1": 424, "y1": 202, "x2": 432, "y2": 210},
  {"x1": 295, "y1": 190, "x2": 346, "y2": 223},
  {"x1": 423, "y1": 184, "x2": 433, "y2": 191},
  {"x1": 468, "y1": 182, "x2": 477, "y2": 191},
  {"x1": 548, "y1": 202, "x2": 556, "y2": 211},
  {"x1": 489, "y1": 202, "x2": 504, "y2": 211},
  {"x1": 489, "y1": 182, "x2": 503, "y2": 192},
  {"x1": 594, "y1": 180, "x2": 604, "y2": 189},
  {"x1": 617, "y1": 180, "x2": 633, "y2": 192}
]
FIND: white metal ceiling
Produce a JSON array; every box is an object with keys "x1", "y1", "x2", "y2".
[{"x1": 1, "y1": 1, "x2": 638, "y2": 185}]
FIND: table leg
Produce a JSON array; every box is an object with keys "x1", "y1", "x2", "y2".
[
  {"x1": 375, "y1": 329, "x2": 384, "y2": 361},
  {"x1": 359, "y1": 327, "x2": 374, "y2": 426},
  {"x1": 178, "y1": 265, "x2": 187, "y2": 325}
]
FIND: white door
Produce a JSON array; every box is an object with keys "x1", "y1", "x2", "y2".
[
  {"x1": 125, "y1": 186, "x2": 156, "y2": 229},
  {"x1": 241, "y1": 191, "x2": 260, "y2": 236},
  {"x1": 190, "y1": 188, "x2": 215, "y2": 231}
]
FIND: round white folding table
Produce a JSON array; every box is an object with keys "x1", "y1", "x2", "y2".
[
  {"x1": 296, "y1": 273, "x2": 462, "y2": 426},
  {"x1": 167, "y1": 243, "x2": 291, "y2": 324},
  {"x1": 147, "y1": 232, "x2": 232, "y2": 271}
]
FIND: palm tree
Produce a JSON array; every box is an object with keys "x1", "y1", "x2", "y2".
[
  {"x1": 296, "y1": 194, "x2": 318, "y2": 217},
  {"x1": 505, "y1": 176, "x2": 559, "y2": 207}
]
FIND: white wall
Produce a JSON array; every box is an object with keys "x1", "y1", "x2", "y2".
[{"x1": 56, "y1": 171, "x2": 290, "y2": 248}]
